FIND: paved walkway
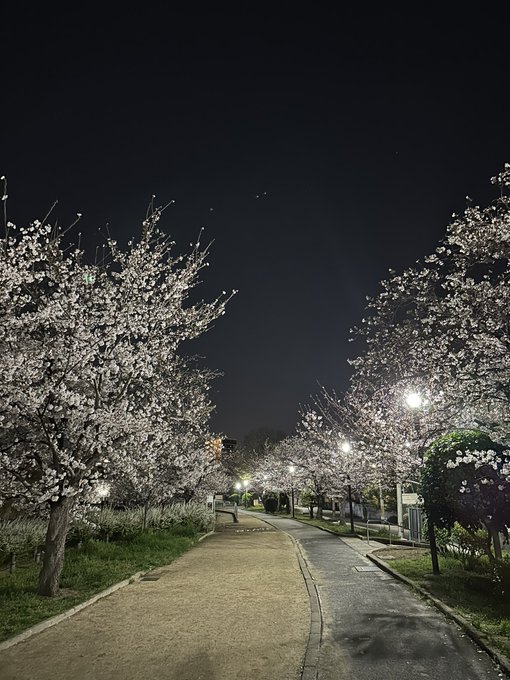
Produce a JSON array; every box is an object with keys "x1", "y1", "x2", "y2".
[
  {"x1": 258, "y1": 513, "x2": 504, "y2": 680},
  {"x1": 1, "y1": 512, "x2": 506, "y2": 680},
  {"x1": 0, "y1": 514, "x2": 309, "y2": 680}
]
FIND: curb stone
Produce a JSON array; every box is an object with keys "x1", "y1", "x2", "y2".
[
  {"x1": 0, "y1": 571, "x2": 146, "y2": 653},
  {"x1": 0, "y1": 530, "x2": 214, "y2": 653},
  {"x1": 256, "y1": 515, "x2": 322, "y2": 680},
  {"x1": 367, "y1": 552, "x2": 510, "y2": 678}
]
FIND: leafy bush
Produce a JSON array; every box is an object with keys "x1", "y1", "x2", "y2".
[
  {"x1": 421, "y1": 430, "x2": 509, "y2": 560},
  {"x1": 263, "y1": 497, "x2": 278, "y2": 513}
]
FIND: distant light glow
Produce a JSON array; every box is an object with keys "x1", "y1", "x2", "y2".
[
  {"x1": 96, "y1": 482, "x2": 110, "y2": 499},
  {"x1": 405, "y1": 392, "x2": 423, "y2": 409},
  {"x1": 341, "y1": 441, "x2": 351, "y2": 454},
  {"x1": 288, "y1": 465, "x2": 296, "y2": 474}
]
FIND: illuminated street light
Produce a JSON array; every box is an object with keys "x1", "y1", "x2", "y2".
[
  {"x1": 405, "y1": 392, "x2": 423, "y2": 409},
  {"x1": 96, "y1": 482, "x2": 110, "y2": 501},
  {"x1": 341, "y1": 441, "x2": 351, "y2": 454},
  {"x1": 288, "y1": 465, "x2": 296, "y2": 518}
]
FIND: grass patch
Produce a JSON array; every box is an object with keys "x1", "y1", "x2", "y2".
[
  {"x1": 0, "y1": 527, "x2": 199, "y2": 642},
  {"x1": 380, "y1": 550, "x2": 510, "y2": 658},
  {"x1": 294, "y1": 517, "x2": 360, "y2": 535}
]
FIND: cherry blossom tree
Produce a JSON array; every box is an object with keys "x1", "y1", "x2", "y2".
[
  {"x1": 0, "y1": 207, "x2": 233, "y2": 595},
  {"x1": 336, "y1": 165, "x2": 510, "y2": 487}
]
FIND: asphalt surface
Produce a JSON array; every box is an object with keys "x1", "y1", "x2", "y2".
[{"x1": 255, "y1": 513, "x2": 504, "y2": 680}]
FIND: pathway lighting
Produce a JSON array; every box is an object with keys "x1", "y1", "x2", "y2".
[
  {"x1": 288, "y1": 465, "x2": 296, "y2": 518},
  {"x1": 405, "y1": 392, "x2": 423, "y2": 409}
]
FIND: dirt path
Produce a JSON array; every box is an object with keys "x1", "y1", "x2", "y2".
[{"x1": 0, "y1": 514, "x2": 309, "y2": 680}]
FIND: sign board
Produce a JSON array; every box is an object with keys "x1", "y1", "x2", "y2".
[
  {"x1": 402, "y1": 493, "x2": 420, "y2": 505},
  {"x1": 214, "y1": 494, "x2": 224, "y2": 500}
]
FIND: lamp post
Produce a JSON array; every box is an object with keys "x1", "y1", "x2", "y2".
[
  {"x1": 235, "y1": 482, "x2": 242, "y2": 506},
  {"x1": 341, "y1": 441, "x2": 355, "y2": 533},
  {"x1": 288, "y1": 465, "x2": 296, "y2": 518},
  {"x1": 242, "y1": 479, "x2": 249, "y2": 508},
  {"x1": 96, "y1": 482, "x2": 110, "y2": 540},
  {"x1": 403, "y1": 390, "x2": 439, "y2": 574}
]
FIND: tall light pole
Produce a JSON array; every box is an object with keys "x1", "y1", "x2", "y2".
[
  {"x1": 242, "y1": 479, "x2": 249, "y2": 508},
  {"x1": 403, "y1": 390, "x2": 439, "y2": 574},
  {"x1": 288, "y1": 465, "x2": 296, "y2": 518},
  {"x1": 341, "y1": 441, "x2": 355, "y2": 533}
]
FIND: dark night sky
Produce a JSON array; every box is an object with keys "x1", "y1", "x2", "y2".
[{"x1": 2, "y1": 6, "x2": 510, "y2": 438}]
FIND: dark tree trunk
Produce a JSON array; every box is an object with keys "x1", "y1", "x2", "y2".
[
  {"x1": 142, "y1": 499, "x2": 149, "y2": 531},
  {"x1": 488, "y1": 524, "x2": 502, "y2": 561},
  {"x1": 308, "y1": 503, "x2": 314, "y2": 519},
  {"x1": 38, "y1": 496, "x2": 74, "y2": 597},
  {"x1": 428, "y1": 518, "x2": 440, "y2": 576},
  {"x1": 316, "y1": 493, "x2": 324, "y2": 520}
]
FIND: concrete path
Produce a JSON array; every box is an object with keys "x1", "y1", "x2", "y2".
[
  {"x1": 257, "y1": 512, "x2": 504, "y2": 680},
  {"x1": 0, "y1": 514, "x2": 309, "y2": 680}
]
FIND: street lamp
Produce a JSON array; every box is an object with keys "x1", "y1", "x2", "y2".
[
  {"x1": 340, "y1": 441, "x2": 355, "y2": 533},
  {"x1": 403, "y1": 389, "x2": 440, "y2": 574},
  {"x1": 242, "y1": 479, "x2": 249, "y2": 508},
  {"x1": 405, "y1": 391, "x2": 423, "y2": 410},
  {"x1": 288, "y1": 465, "x2": 296, "y2": 518},
  {"x1": 235, "y1": 482, "x2": 242, "y2": 507},
  {"x1": 96, "y1": 482, "x2": 110, "y2": 536}
]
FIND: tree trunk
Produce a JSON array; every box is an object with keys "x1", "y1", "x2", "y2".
[
  {"x1": 316, "y1": 493, "x2": 324, "y2": 520},
  {"x1": 142, "y1": 499, "x2": 149, "y2": 531},
  {"x1": 337, "y1": 494, "x2": 346, "y2": 524},
  {"x1": 428, "y1": 518, "x2": 440, "y2": 576},
  {"x1": 488, "y1": 524, "x2": 502, "y2": 561},
  {"x1": 308, "y1": 503, "x2": 314, "y2": 519},
  {"x1": 38, "y1": 496, "x2": 74, "y2": 597}
]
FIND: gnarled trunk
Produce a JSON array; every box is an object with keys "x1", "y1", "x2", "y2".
[{"x1": 38, "y1": 496, "x2": 73, "y2": 597}]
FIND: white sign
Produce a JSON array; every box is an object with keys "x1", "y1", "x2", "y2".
[{"x1": 402, "y1": 493, "x2": 420, "y2": 505}]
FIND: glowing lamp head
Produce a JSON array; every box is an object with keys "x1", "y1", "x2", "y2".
[
  {"x1": 341, "y1": 441, "x2": 351, "y2": 454},
  {"x1": 96, "y1": 482, "x2": 110, "y2": 499},
  {"x1": 405, "y1": 392, "x2": 423, "y2": 409},
  {"x1": 288, "y1": 465, "x2": 296, "y2": 474}
]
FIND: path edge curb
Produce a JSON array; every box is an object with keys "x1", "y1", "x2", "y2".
[
  {"x1": 0, "y1": 530, "x2": 214, "y2": 653},
  {"x1": 367, "y1": 552, "x2": 510, "y2": 677},
  {"x1": 0, "y1": 570, "x2": 145, "y2": 653},
  {"x1": 257, "y1": 515, "x2": 321, "y2": 680}
]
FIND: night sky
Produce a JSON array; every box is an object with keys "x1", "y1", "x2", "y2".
[{"x1": 2, "y1": 6, "x2": 510, "y2": 438}]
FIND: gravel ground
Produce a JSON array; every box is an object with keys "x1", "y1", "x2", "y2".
[{"x1": 0, "y1": 514, "x2": 309, "y2": 680}]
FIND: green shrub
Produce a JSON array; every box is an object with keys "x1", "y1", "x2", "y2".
[{"x1": 263, "y1": 497, "x2": 278, "y2": 513}]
